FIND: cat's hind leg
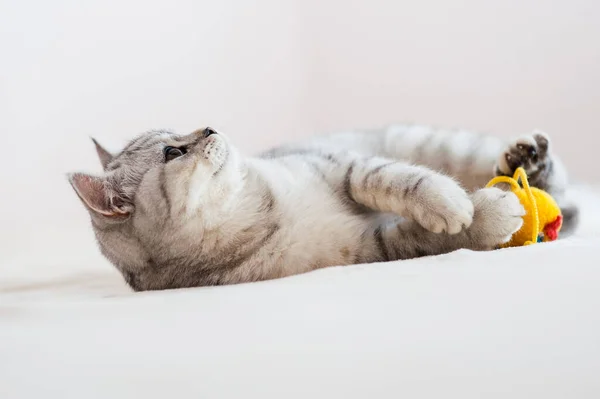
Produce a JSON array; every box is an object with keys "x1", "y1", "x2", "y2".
[
  {"x1": 494, "y1": 131, "x2": 579, "y2": 235},
  {"x1": 380, "y1": 126, "x2": 579, "y2": 235}
]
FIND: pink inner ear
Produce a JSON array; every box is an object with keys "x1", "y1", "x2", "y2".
[{"x1": 69, "y1": 173, "x2": 128, "y2": 217}]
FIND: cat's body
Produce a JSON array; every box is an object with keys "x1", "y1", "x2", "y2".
[{"x1": 69, "y1": 124, "x2": 578, "y2": 291}]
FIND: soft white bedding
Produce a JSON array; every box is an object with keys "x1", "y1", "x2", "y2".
[{"x1": 2, "y1": 186, "x2": 600, "y2": 399}]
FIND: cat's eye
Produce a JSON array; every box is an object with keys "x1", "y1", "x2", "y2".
[{"x1": 164, "y1": 146, "x2": 186, "y2": 162}]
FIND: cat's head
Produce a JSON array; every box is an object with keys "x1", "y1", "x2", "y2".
[{"x1": 68, "y1": 127, "x2": 244, "y2": 290}]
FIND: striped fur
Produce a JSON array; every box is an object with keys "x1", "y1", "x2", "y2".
[{"x1": 68, "y1": 124, "x2": 577, "y2": 291}]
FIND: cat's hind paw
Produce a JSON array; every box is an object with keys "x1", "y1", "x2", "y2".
[{"x1": 495, "y1": 130, "x2": 551, "y2": 188}]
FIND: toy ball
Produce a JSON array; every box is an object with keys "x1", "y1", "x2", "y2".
[{"x1": 486, "y1": 167, "x2": 562, "y2": 247}]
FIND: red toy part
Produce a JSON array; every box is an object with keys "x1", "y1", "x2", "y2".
[{"x1": 543, "y1": 214, "x2": 563, "y2": 241}]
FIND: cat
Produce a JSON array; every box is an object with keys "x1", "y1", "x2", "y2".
[{"x1": 68, "y1": 125, "x2": 579, "y2": 291}]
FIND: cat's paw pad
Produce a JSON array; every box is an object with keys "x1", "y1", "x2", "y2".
[
  {"x1": 496, "y1": 130, "x2": 550, "y2": 181},
  {"x1": 410, "y1": 173, "x2": 474, "y2": 234},
  {"x1": 469, "y1": 187, "x2": 525, "y2": 248}
]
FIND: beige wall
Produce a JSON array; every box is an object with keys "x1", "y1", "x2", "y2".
[{"x1": 1, "y1": 0, "x2": 598, "y2": 259}]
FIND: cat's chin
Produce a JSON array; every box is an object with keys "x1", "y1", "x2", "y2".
[
  {"x1": 202, "y1": 135, "x2": 231, "y2": 175},
  {"x1": 212, "y1": 149, "x2": 229, "y2": 176},
  {"x1": 181, "y1": 135, "x2": 238, "y2": 189}
]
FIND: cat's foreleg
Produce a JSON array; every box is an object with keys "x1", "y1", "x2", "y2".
[
  {"x1": 345, "y1": 157, "x2": 475, "y2": 234},
  {"x1": 362, "y1": 187, "x2": 525, "y2": 261}
]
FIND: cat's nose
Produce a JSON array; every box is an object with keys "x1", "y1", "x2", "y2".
[{"x1": 203, "y1": 127, "x2": 217, "y2": 138}]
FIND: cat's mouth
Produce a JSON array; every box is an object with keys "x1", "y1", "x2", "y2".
[
  {"x1": 189, "y1": 132, "x2": 229, "y2": 173},
  {"x1": 176, "y1": 127, "x2": 232, "y2": 177}
]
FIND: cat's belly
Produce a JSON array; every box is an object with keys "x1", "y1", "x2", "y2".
[
  {"x1": 248, "y1": 156, "x2": 377, "y2": 279},
  {"x1": 271, "y1": 191, "x2": 376, "y2": 278}
]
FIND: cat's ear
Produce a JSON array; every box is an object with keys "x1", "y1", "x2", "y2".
[
  {"x1": 91, "y1": 138, "x2": 113, "y2": 170},
  {"x1": 68, "y1": 173, "x2": 131, "y2": 221}
]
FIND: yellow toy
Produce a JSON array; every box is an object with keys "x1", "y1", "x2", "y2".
[{"x1": 486, "y1": 167, "x2": 563, "y2": 247}]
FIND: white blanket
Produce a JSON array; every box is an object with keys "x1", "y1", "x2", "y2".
[{"x1": 2, "y1": 186, "x2": 600, "y2": 399}]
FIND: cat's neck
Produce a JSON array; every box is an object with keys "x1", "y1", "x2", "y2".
[{"x1": 196, "y1": 160, "x2": 276, "y2": 235}]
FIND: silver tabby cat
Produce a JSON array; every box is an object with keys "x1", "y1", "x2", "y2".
[{"x1": 69, "y1": 125, "x2": 579, "y2": 291}]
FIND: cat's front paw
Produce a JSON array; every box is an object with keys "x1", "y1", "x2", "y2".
[
  {"x1": 469, "y1": 187, "x2": 525, "y2": 249},
  {"x1": 495, "y1": 130, "x2": 551, "y2": 188},
  {"x1": 410, "y1": 173, "x2": 474, "y2": 234}
]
